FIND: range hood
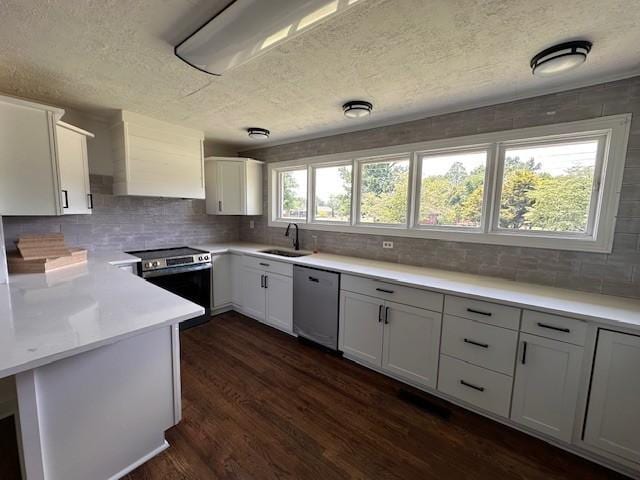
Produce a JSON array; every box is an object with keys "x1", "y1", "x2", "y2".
[{"x1": 174, "y1": 0, "x2": 363, "y2": 75}]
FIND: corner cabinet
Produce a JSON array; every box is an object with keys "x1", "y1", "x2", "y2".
[
  {"x1": 584, "y1": 330, "x2": 640, "y2": 464},
  {"x1": 110, "y1": 110, "x2": 205, "y2": 199},
  {"x1": 0, "y1": 94, "x2": 94, "y2": 215},
  {"x1": 204, "y1": 157, "x2": 263, "y2": 215}
]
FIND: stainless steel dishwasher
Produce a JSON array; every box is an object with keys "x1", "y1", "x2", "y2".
[{"x1": 293, "y1": 265, "x2": 340, "y2": 350}]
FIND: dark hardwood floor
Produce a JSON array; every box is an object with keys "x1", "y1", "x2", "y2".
[{"x1": 122, "y1": 311, "x2": 626, "y2": 480}]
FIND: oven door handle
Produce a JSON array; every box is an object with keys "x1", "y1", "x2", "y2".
[{"x1": 142, "y1": 262, "x2": 212, "y2": 278}]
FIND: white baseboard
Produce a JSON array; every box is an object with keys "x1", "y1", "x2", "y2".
[{"x1": 109, "y1": 440, "x2": 169, "y2": 480}]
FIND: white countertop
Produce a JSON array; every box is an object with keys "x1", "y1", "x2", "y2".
[
  {"x1": 193, "y1": 242, "x2": 640, "y2": 331},
  {"x1": 0, "y1": 251, "x2": 203, "y2": 379}
]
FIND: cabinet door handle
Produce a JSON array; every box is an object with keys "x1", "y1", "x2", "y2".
[
  {"x1": 264, "y1": 275, "x2": 268, "y2": 289},
  {"x1": 260, "y1": 274, "x2": 264, "y2": 288},
  {"x1": 463, "y1": 338, "x2": 489, "y2": 349},
  {"x1": 218, "y1": 200, "x2": 222, "y2": 212},
  {"x1": 375, "y1": 287, "x2": 394, "y2": 294},
  {"x1": 378, "y1": 305, "x2": 384, "y2": 323},
  {"x1": 62, "y1": 190, "x2": 69, "y2": 209},
  {"x1": 87, "y1": 193, "x2": 93, "y2": 209},
  {"x1": 460, "y1": 380, "x2": 484, "y2": 392},
  {"x1": 259, "y1": 262, "x2": 270, "y2": 267},
  {"x1": 537, "y1": 322, "x2": 570, "y2": 333},
  {"x1": 308, "y1": 276, "x2": 319, "y2": 283},
  {"x1": 384, "y1": 306, "x2": 390, "y2": 324},
  {"x1": 521, "y1": 341, "x2": 528, "y2": 365},
  {"x1": 467, "y1": 308, "x2": 492, "y2": 316}
]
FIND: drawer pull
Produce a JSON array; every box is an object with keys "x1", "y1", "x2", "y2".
[
  {"x1": 259, "y1": 262, "x2": 270, "y2": 267},
  {"x1": 463, "y1": 338, "x2": 489, "y2": 349},
  {"x1": 467, "y1": 308, "x2": 492, "y2": 316},
  {"x1": 308, "y1": 276, "x2": 319, "y2": 283},
  {"x1": 378, "y1": 305, "x2": 384, "y2": 323},
  {"x1": 375, "y1": 287, "x2": 394, "y2": 294},
  {"x1": 521, "y1": 340, "x2": 528, "y2": 365},
  {"x1": 537, "y1": 322, "x2": 570, "y2": 333},
  {"x1": 460, "y1": 380, "x2": 485, "y2": 392}
]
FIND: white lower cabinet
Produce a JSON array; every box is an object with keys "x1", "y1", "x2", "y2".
[
  {"x1": 510, "y1": 333, "x2": 583, "y2": 442},
  {"x1": 339, "y1": 290, "x2": 442, "y2": 389},
  {"x1": 584, "y1": 330, "x2": 640, "y2": 464},
  {"x1": 438, "y1": 354, "x2": 513, "y2": 417},
  {"x1": 382, "y1": 301, "x2": 441, "y2": 388},
  {"x1": 241, "y1": 267, "x2": 267, "y2": 320},
  {"x1": 211, "y1": 254, "x2": 232, "y2": 309},
  {"x1": 339, "y1": 291, "x2": 384, "y2": 365},
  {"x1": 241, "y1": 265, "x2": 293, "y2": 333},
  {"x1": 230, "y1": 253, "x2": 243, "y2": 307}
]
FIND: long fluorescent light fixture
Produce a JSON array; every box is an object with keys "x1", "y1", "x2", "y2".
[{"x1": 175, "y1": 0, "x2": 362, "y2": 75}]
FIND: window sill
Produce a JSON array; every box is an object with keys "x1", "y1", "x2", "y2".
[{"x1": 267, "y1": 219, "x2": 613, "y2": 253}]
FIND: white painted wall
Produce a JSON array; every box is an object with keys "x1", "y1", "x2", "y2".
[
  {"x1": 0, "y1": 217, "x2": 8, "y2": 284},
  {"x1": 61, "y1": 109, "x2": 113, "y2": 176}
]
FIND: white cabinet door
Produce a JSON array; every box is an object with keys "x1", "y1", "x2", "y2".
[
  {"x1": 56, "y1": 124, "x2": 91, "y2": 215},
  {"x1": 211, "y1": 254, "x2": 232, "y2": 309},
  {"x1": 241, "y1": 267, "x2": 266, "y2": 320},
  {"x1": 339, "y1": 291, "x2": 384, "y2": 367},
  {"x1": 230, "y1": 254, "x2": 243, "y2": 307},
  {"x1": 511, "y1": 333, "x2": 583, "y2": 442},
  {"x1": 0, "y1": 98, "x2": 60, "y2": 215},
  {"x1": 264, "y1": 272, "x2": 293, "y2": 333},
  {"x1": 382, "y1": 301, "x2": 442, "y2": 388},
  {"x1": 216, "y1": 160, "x2": 244, "y2": 214},
  {"x1": 584, "y1": 330, "x2": 640, "y2": 463}
]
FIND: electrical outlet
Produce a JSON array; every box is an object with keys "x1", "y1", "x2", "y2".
[
  {"x1": 382, "y1": 241, "x2": 393, "y2": 249},
  {"x1": 249, "y1": 220, "x2": 255, "y2": 229}
]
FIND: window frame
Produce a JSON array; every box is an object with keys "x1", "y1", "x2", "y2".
[
  {"x1": 275, "y1": 165, "x2": 309, "y2": 223},
  {"x1": 490, "y1": 133, "x2": 608, "y2": 239},
  {"x1": 266, "y1": 114, "x2": 631, "y2": 253},
  {"x1": 413, "y1": 144, "x2": 494, "y2": 233},
  {"x1": 310, "y1": 159, "x2": 354, "y2": 225},
  {"x1": 355, "y1": 153, "x2": 413, "y2": 229}
]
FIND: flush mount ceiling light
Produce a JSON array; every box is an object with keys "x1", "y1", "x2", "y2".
[
  {"x1": 530, "y1": 41, "x2": 592, "y2": 77},
  {"x1": 175, "y1": 0, "x2": 362, "y2": 76},
  {"x1": 343, "y1": 100, "x2": 373, "y2": 119},
  {"x1": 247, "y1": 127, "x2": 270, "y2": 139}
]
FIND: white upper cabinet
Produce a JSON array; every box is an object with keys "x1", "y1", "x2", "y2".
[
  {"x1": 0, "y1": 94, "x2": 94, "y2": 216},
  {"x1": 110, "y1": 111, "x2": 205, "y2": 199},
  {"x1": 584, "y1": 330, "x2": 640, "y2": 463},
  {"x1": 56, "y1": 122, "x2": 93, "y2": 215},
  {"x1": 205, "y1": 157, "x2": 263, "y2": 215}
]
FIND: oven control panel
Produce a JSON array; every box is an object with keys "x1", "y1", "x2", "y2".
[{"x1": 142, "y1": 254, "x2": 210, "y2": 271}]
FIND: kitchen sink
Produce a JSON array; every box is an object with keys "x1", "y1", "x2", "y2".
[{"x1": 259, "y1": 249, "x2": 311, "y2": 258}]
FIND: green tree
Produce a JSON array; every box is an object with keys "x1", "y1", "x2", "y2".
[
  {"x1": 525, "y1": 166, "x2": 594, "y2": 232},
  {"x1": 499, "y1": 156, "x2": 540, "y2": 229},
  {"x1": 282, "y1": 173, "x2": 305, "y2": 215}
]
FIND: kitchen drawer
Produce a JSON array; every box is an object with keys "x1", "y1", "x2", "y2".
[
  {"x1": 243, "y1": 255, "x2": 293, "y2": 277},
  {"x1": 441, "y1": 315, "x2": 518, "y2": 375},
  {"x1": 438, "y1": 354, "x2": 513, "y2": 417},
  {"x1": 521, "y1": 311, "x2": 587, "y2": 346},
  {"x1": 444, "y1": 295, "x2": 520, "y2": 330},
  {"x1": 341, "y1": 274, "x2": 443, "y2": 312}
]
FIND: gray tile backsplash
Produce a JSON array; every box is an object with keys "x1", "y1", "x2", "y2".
[
  {"x1": 2, "y1": 175, "x2": 240, "y2": 253},
  {"x1": 239, "y1": 76, "x2": 640, "y2": 299}
]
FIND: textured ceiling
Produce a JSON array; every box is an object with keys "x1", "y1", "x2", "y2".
[{"x1": 0, "y1": 0, "x2": 639, "y2": 150}]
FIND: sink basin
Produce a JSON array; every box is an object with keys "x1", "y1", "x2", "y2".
[{"x1": 259, "y1": 249, "x2": 311, "y2": 258}]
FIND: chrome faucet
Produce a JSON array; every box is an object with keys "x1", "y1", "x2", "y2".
[{"x1": 285, "y1": 223, "x2": 300, "y2": 250}]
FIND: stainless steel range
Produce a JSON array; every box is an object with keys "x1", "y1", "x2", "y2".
[{"x1": 127, "y1": 247, "x2": 212, "y2": 330}]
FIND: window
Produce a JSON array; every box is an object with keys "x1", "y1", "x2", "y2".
[
  {"x1": 358, "y1": 156, "x2": 410, "y2": 225},
  {"x1": 497, "y1": 138, "x2": 601, "y2": 235},
  {"x1": 267, "y1": 114, "x2": 630, "y2": 253},
  {"x1": 278, "y1": 168, "x2": 307, "y2": 220},
  {"x1": 417, "y1": 149, "x2": 488, "y2": 228},
  {"x1": 313, "y1": 163, "x2": 352, "y2": 222}
]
